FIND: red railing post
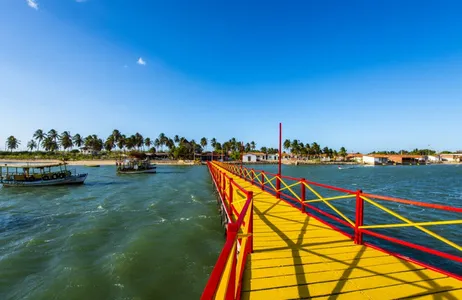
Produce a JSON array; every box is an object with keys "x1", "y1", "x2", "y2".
[
  {"x1": 225, "y1": 223, "x2": 238, "y2": 300},
  {"x1": 222, "y1": 173, "x2": 226, "y2": 199},
  {"x1": 251, "y1": 169, "x2": 254, "y2": 185},
  {"x1": 300, "y1": 178, "x2": 306, "y2": 213},
  {"x1": 261, "y1": 171, "x2": 265, "y2": 191},
  {"x1": 218, "y1": 171, "x2": 222, "y2": 194},
  {"x1": 229, "y1": 178, "x2": 234, "y2": 219},
  {"x1": 355, "y1": 190, "x2": 364, "y2": 245},
  {"x1": 248, "y1": 191, "x2": 254, "y2": 253},
  {"x1": 276, "y1": 175, "x2": 281, "y2": 199}
]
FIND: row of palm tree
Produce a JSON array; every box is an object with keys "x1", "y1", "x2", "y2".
[
  {"x1": 283, "y1": 139, "x2": 347, "y2": 159},
  {"x1": 4, "y1": 131, "x2": 347, "y2": 160}
]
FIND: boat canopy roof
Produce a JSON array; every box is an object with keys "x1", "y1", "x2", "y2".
[{"x1": 1, "y1": 162, "x2": 67, "y2": 169}]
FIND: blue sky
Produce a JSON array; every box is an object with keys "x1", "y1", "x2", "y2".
[{"x1": 1, "y1": 0, "x2": 462, "y2": 153}]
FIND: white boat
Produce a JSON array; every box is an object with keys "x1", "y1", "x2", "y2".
[{"x1": 0, "y1": 162, "x2": 88, "y2": 187}]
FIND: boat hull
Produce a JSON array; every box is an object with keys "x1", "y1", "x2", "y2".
[
  {"x1": 117, "y1": 169, "x2": 156, "y2": 174},
  {"x1": 1, "y1": 174, "x2": 88, "y2": 187}
]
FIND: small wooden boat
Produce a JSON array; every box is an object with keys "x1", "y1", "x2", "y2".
[
  {"x1": 85, "y1": 165, "x2": 100, "y2": 168},
  {"x1": 0, "y1": 162, "x2": 88, "y2": 187},
  {"x1": 116, "y1": 158, "x2": 156, "y2": 174}
]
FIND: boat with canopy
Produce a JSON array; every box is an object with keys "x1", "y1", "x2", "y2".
[
  {"x1": 0, "y1": 162, "x2": 88, "y2": 187},
  {"x1": 116, "y1": 154, "x2": 156, "y2": 174}
]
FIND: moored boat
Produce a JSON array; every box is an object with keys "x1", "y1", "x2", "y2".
[
  {"x1": 0, "y1": 163, "x2": 88, "y2": 187},
  {"x1": 116, "y1": 157, "x2": 156, "y2": 174}
]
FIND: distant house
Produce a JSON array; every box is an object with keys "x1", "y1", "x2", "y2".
[
  {"x1": 153, "y1": 152, "x2": 170, "y2": 160},
  {"x1": 387, "y1": 155, "x2": 423, "y2": 165},
  {"x1": 347, "y1": 153, "x2": 364, "y2": 163},
  {"x1": 362, "y1": 155, "x2": 389, "y2": 165},
  {"x1": 198, "y1": 152, "x2": 228, "y2": 162},
  {"x1": 267, "y1": 154, "x2": 278, "y2": 161},
  {"x1": 440, "y1": 154, "x2": 462, "y2": 162},
  {"x1": 426, "y1": 155, "x2": 440, "y2": 163},
  {"x1": 242, "y1": 152, "x2": 268, "y2": 162},
  {"x1": 80, "y1": 147, "x2": 99, "y2": 156},
  {"x1": 242, "y1": 153, "x2": 257, "y2": 163}
]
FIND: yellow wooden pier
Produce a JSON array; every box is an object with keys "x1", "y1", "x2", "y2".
[{"x1": 202, "y1": 162, "x2": 462, "y2": 299}]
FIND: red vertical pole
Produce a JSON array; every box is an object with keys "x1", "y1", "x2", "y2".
[
  {"x1": 261, "y1": 171, "x2": 265, "y2": 191},
  {"x1": 278, "y1": 122, "x2": 282, "y2": 176},
  {"x1": 225, "y1": 223, "x2": 238, "y2": 300},
  {"x1": 248, "y1": 191, "x2": 254, "y2": 253},
  {"x1": 240, "y1": 142, "x2": 244, "y2": 179},
  {"x1": 229, "y1": 178, "x2": 234, "y2": 219},
  {"x1": 251, "y1": 169, "x2": 254, "y2": 185},
  {"x1": 277, "y1": 123, "x2": 282, "y2": 199},
  {"x1": 354, "y1": 190, "x2": 364, "y2": 244},
  {"x1": 300, "y1": 178, "x2": 306, "y2": 213}
]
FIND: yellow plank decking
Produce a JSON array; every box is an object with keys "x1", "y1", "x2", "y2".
[{"x1": 214, "y1": 164, "x2": 462, "y2": 299}]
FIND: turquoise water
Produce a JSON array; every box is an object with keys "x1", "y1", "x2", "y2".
[
  {"x1": 1, "y1": 164, "x2": 461, "y2": 299},
  {"x1": 0, "y1": 165, "x2": 223, "y2": 300}
]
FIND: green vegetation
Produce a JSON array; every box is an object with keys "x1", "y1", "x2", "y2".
[
  {"x1": 5, "y1": 129, "x2": 453, "y2": 162},
  {"x1": 370, "y1": 149, "x2": 437, "y2": 155},
  {"x1": 282, "y1": 139, "x2": 346, "y2": 160}
]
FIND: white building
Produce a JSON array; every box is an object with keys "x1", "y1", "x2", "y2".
[
  {"x1": 362, "y1": 155, "x2": 389, "y2": 165},
  {"x1": 426, "y1": 155, "x2": 440, "y2": 163},
  {"x1": 242, "y1": 152, "x2": 268, "y2": 162},
  {"x1": 242, "y1": 153, "x2": 257, "y2": 162},
  {"x1": 267, "y1": 154, "x2": 278, "y2": 161}
]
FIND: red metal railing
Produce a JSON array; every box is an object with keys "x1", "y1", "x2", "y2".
[
  {"x1": 201, "y1": 162, "x2": 254, "y2": 300},
  {"x1": 215, "y1": 162, "x2": 462, "y2": 280}
]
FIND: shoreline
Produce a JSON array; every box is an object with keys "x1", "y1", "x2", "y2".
[
  {"x1": 0, "y1": 159, "x2": 197, "y2": 166},
  {"x1": 1, "y1": 159, "x2": 460, "y2": 167}
]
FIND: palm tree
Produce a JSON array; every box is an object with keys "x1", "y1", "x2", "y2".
[
  {"x1": 60, "y1": 131, "x2": 73, "y2": 151},
  {"x1": 158, "y1": 133, "x2": 166, "y2": 151},
  {"x1": 105, "y1": 136, "x2": 115, "y2": 152},
  {"x1": 73, "y1": 134, "x2": 83, "y2": 149},
  {"x1": 250, "y1": 141, "x2": 256, "y2": 151},
  {"x1": 6, "y1": 136, "x2": 20, "y2": 152},
  {"x1": 339, "y1": 147, "x2": 347, "y2": 159},
  {"x1": 48, "y1": 129, "x2": 59, "y2": 142},
  {"x1": 145, "y1": 138, "x2": 152, "y2": 150},
  {"x1": 27, "y1": 140, "x2": 37, "y2": 152},
  {"x1": 174, "y1": 135, "x2": 180, "y2": 144},
  {"x1": 112, "y1": 129, "x2": 122, "y2": 143},
  {"x1": 126, "y1": 135, "x2": 136, "y2": 150},
  {"x1": 42, "y1": 136, "x2": 58, "y2": 152},
  {"x1": 33, "y1": 129, "x2": 46, "y2": 151},
  {"x1": 210, "y1": 138, "x2": 217, "y2": 150},
  {"x1": 283, "y1": 139, "x2": 291, "y2": 152},
  {"x1": 291, "y1": 139, "x2": 299, "y2": 155},
  {"x1": 154, "y1": 138, "x2": 161, "y2": 151},
  {"x1": 134, "y1": 132, "x2": 144, "y2": 150},
  {"x1": 117, "y1": 135, "x2": 126, "y2": 151},
  {"x1": 200, "y1": 137, "x2": 207, "y2": 151}
]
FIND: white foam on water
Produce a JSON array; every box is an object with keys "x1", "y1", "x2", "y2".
[
  {"x1": 97, "y1": 205, "x2": 104, "y2": 210},
  {"x1": 114, "y1": 283, "x2": 124, "y2": 289}
]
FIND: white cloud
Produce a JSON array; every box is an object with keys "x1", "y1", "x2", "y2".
[
  {"x1": 26, "y1": 0, "x2": 38, "y2": 10},
  {"x1": 137, "y1": 57, "x2": 146, "y2": 66}
]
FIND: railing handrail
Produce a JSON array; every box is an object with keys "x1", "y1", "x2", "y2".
[
  {"x1": 216, "y1": 162, "x2": 462, "y2": 264},
  {"x1": 201, "y1": 162, "x2": 254, "y2": 300},
  {"x1": 224, "y1": 162, "x2": 462, "y2": 212}
]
